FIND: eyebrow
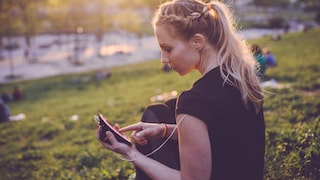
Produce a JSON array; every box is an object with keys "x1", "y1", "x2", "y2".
[{"x1": 159, "y1": 44, "x2": 171, "y2": 48}]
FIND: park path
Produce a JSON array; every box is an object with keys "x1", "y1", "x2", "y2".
[
  {"x1": 0, "y1": 29, "x2": 284, "y2": 83},
  {"x1": 0, "y1": 33, "x2": 160, "y2": 83}
]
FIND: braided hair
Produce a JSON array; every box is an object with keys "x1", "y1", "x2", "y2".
[{"x1": 153, "y1": 0, "x2": 264, "y2": 113}]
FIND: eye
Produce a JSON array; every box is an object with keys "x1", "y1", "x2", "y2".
[
  {"x1": 160, "y1": 45, "x2": 172, "y2": 53},
  {"x1": 163, "y1": 47, "x2": 172, "y2": 53}
]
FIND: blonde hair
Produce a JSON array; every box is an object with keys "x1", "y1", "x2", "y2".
[{"x1": 153, "y1": 0, "x2": 264, "y2": 113}]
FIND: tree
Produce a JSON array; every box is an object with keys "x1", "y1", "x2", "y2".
[
  {"x1": 4, "y1": 0, "x2": 48, "y2": 62},
  {"x1": 0, "y1": 0, "x2": 22, "y2": 77}
]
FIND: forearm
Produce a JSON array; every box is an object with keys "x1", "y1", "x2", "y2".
[{"x1": 128, "y1": 149, "x2": 180, "y2": 180}]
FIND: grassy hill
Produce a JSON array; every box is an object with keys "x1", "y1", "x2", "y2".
[{"x1": 0, "y1": 28, "x2": 319, "y2": 179}]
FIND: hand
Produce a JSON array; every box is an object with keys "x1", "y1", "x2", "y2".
[
  {"x1": 120, "y1": 122, "x2": 164, "y2": 145},
  {"x1": 97, "y1": 125, "x2": 133, "y2": 156}
]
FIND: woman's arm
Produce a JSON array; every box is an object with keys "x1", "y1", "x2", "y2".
[
  {"x1": 98, "y1": 113, "x2": 212, "y2": 179},
  {"x1": 177, "y1": 114, "x2": 212, "y2": 180},
  {"x1": 129, "y1": 114, "x2": 212, "y2": 179},
  {"x1": 100, "y1": 128, "x2": 181, "y2": 180},
  {"x1": 128, "y1": 149, "x2": 181, "y2": 180},
  {"x1": 120, "y1": 122, "x2": 178, "y2": 145}
]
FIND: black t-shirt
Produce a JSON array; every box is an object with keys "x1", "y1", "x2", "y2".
[{"x1": 176, "y1": 67, "x2": 265, "y2": 180}]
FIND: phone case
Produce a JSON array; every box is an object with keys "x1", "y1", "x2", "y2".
[{"x1": 96, "y1": 113, "x2": 132, "y2": 146}]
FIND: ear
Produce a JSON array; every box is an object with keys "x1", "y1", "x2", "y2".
[{"x1": 191, "y1": 33, "x2": 206, "y2": 51}]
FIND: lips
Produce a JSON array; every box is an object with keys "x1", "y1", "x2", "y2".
[{"x1": 169, "y1": 64, "x2": 181, "y2": 74}]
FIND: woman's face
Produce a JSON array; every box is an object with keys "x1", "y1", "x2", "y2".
[{"x1": 155, "y1": 24, "x2": 199, "y2": 76}]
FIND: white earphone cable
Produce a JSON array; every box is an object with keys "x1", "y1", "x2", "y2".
[{"x1": 117, "y1": 114, "x2": 188, "y2": 162}]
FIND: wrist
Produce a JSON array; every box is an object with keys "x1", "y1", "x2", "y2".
[
  {"x1": 161, "y1": 123, "x2": 167, "y2": 138},
  {"x1": 123, "y1": 147, "x2": 140, "y2": 161}
]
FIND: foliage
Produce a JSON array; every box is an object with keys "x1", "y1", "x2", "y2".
[
  {"x1": 0, "y1": 0, "x2": 318, "y2": 38},
  {"x1": 0, "y1": 0, "x2": 156, "y2": 37},
  {"x1": 0, "y1": 29, "x2": 320, "y2": 179}
]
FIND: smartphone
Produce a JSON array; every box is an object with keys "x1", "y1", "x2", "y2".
[{"x1": 95, "y1": 113, "x2": 132, "y2": 146}]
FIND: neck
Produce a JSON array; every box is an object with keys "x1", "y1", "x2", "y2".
[
  {"x1": 197, "y1": 46, "x2": 219, "y2": 75},
  {"x1": 202, "y1": 63, "x2": 218, "y2": 75}
]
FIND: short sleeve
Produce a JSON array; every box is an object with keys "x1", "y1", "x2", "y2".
[{"x1": 176, "y1": 90, "x2": 212, "y2": 123}]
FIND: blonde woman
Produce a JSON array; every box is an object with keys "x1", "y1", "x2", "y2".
[{"x1": 97, "y1": 0, "x2": 265, "y2": 179}]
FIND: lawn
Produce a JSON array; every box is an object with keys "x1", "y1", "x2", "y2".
[{"x1": 0, "y1": 28, "x2": 319, "y2": 179}]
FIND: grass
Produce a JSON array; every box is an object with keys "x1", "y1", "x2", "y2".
[{"x1": 0, "y1": 28, "x2": 319, "y2": 179}]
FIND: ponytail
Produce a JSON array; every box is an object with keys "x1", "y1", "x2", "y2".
[{"x1": 153, "y1": 0, "x2": 264, "y2": 113}]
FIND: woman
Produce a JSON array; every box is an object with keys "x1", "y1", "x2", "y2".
[{"x1": 97, "y1": 0, "x2": 265, "y2": 179}]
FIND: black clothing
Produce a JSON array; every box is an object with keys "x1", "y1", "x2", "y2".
[
  {"x1": 135, "y1": 99, "x2": 180, "y2": 180},
  {"x1": 176, "y1": 67, "x2": 265, "y2": 180}
]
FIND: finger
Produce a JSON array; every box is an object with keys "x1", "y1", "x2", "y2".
[
  {"x1": 114, "y1": 123, "x2": 120, "y2": 131},
  {"x1": 136, "y1": 139, "x2": 148, "y2": 146},
  {"x1": 135, "y1": 128, "x2": 150, "y2": 138},
  {"x1": 119, "y1": 123, "x2": 142, "y2": 132},
  {"x1": 104, "y1": 131, "x2": 116, "y2": 144},
  {"x1": 132, "y1": 132, "x2": 147, "y2": 140},
  {"x1": 131, "y1": 131, "x2": 147, "y2": 143},
  {"x1": 132, "y1": 136, "x2": 148, "y2": 145}
]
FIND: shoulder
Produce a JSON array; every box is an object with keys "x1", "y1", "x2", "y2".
[{"x1": 179, "y1": 67, "x2": 241, "y2": 105}]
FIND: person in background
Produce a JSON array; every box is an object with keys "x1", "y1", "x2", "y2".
[
  {"x1": 263, "y1": 47, "x2": 277, "y2": 68},
  {"x1": 97, "y1": 1, "x2": 265, "y2": 179},
  {"x1": 0, "y1": 98, "x2": 26, "y2": 122},
  {"x1": 1, "y1": 89, "x2": 11, "y2": 103},
  {"x1": 0, "y1": 99, "x2": 10, "y2": 122},
  {"x1": 251, "y1": 44, "x2": 267, "y2": 79},
  {"x1": 95, "y1": 69, "x2": 112, "y2": 81},
  {"x1": 12, "y1": 86, "x2": 24, "y2": 101},
  {"x1": 95, "y1": 70, "x2": 104, "y2": 81}
]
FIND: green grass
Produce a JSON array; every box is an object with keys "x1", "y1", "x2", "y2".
[{"x1": 1, "y1": 28, "x2": 320, "y2": 179}]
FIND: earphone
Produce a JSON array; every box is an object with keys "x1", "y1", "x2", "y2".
[{"x1": 117, "y1": 114, "x2": 188, "y2": 162}]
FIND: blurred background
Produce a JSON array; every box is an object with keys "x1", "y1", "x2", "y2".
[
  {"x1": 0, "y1": 0, "x2": 319, "y2": 82},
  {"x1": 0, "y1": 1, "x2": 319, "y2": 179}
]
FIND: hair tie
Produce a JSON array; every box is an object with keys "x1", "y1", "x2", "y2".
[{"x1": 201, "y1": 3, "x2": 212, "y2": 15}]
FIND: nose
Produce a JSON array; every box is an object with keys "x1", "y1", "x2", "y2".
[{"x1": 161, "y1": 53, "x2": 170, "y2": 64}]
